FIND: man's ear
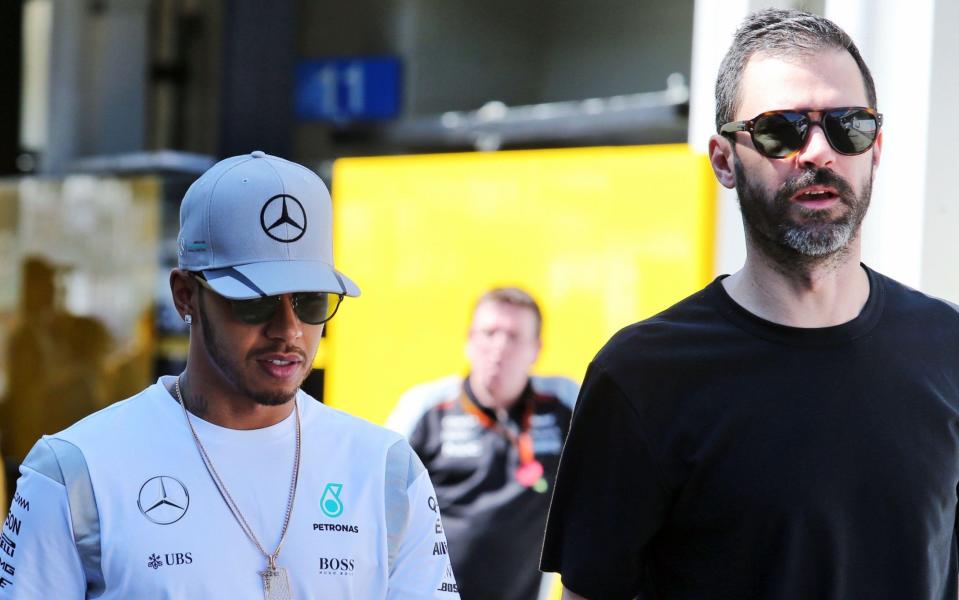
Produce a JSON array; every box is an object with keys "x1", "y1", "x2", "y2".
[
  {"x1": 870, "y1": 129, "x2": 883, "y2": 176},
  {"x1": 170, "y1": 269, "x2": 198, "y2": 321},
  {"x1": 709, "y1": 134, "x2": 738, "y2": 190}
]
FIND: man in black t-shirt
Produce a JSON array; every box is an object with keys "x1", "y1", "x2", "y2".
[
  {"x1": 389, "y1": 288, "x2": 578, "y2": 600},
  {"x1": 542, "y1": 8, "x2": 959, "y2": 600}
]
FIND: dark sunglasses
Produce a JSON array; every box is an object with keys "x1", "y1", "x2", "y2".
[
  {"x1": 191, "y1": 273, "x2": 343, "y2": 325},
  {"x1": 719, "y1": 106, "x2": 882, "y2": 159}
]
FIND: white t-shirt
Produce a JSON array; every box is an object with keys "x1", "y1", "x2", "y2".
[{"x1": 1, "y1": 377, "x2": 459, "y2": 599}]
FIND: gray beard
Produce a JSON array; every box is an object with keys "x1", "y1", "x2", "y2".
[
  {"x1": 780, "y1": 210, "x2": 858, "y2": 257},
  {"x1": 734, "y1": 158, "x2": 872, "y2": 265}
]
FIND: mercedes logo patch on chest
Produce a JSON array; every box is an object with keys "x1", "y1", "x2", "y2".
[{"x1": 138, "y1": 476, "x2": 190, "y2": 525}]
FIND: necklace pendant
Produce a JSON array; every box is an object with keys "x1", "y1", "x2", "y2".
[{"x1": 261, "y1": 566, "x2": 292, "y2": 600}]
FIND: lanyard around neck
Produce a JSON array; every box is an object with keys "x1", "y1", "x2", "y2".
[{"x1": 459, "y1": 382, "x2": 547, "y2": 491}]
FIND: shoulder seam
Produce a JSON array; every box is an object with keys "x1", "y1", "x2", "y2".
[
  {"x1": 386, "y1": 376, "x2": 462, "y2": 437},
  {"x1": 21, "y1": 438, "x2": 66, "y2": 485},
  {"x1": 45, "y1": 438, "x2": 105, "y2": 597},
  {"x1": 384, "y1": 438, "x2": 414, "y2": 574},
  {"x1": 530, "y1": 375, "x2": 579, "y2": 410}
]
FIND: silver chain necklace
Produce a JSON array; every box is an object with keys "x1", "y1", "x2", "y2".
[{"x1": 175, "y1": 376, "x2": 300, "y2": 600}]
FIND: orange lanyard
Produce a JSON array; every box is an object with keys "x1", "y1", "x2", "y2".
[
  {"x1": 460, "y1": 385, "x2": 546, "y2": 491},
  {"x1": 460, "y1": 391, "x2": 536, "y2": 465}
]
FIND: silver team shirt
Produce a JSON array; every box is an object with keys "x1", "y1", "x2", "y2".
[{"x1": 1, "y1": 377, "x2": 459, "y2": 599}]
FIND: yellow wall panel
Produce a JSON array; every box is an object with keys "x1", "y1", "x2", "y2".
[{"x1": 326, "y1": 145, "x2": 716, "y2": 424}]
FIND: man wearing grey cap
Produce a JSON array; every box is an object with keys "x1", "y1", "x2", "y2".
[{"x1": 1, "y1": 152, "x2": 459, "y2": 599}]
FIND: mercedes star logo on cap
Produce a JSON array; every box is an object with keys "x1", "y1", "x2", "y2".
[
  {"x1": 260, "y1": 194, "x2": 307, "y2": 243},
  {"x1": 138, "y1": 476, "x2": 190, "y2": 525}
]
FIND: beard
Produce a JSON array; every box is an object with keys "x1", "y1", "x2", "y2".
[
  {"x1": 734, "y1": 158, "x2": 872, "y2": 262},
  {"x1": 199, "y1": 291, "x2": 301, "y2": 407}
]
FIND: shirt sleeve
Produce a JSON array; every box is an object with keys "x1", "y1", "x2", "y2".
[
  {"x1": 385, "y1": 383, "x2": 446, "y2": 465},
  {"x1": 0, "y1": 450, "x2": 86, "y2": 599},
  {"x1": 540, "y1": 362, "x2": 670, "y2": 600},
  {"x1": 385, "y1": 440, "x2": 460, "y2": 599},
  {"x1": 385, "y1": 392, "x2": 423, "y2": 440}
]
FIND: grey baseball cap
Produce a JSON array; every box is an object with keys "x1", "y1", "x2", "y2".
[{"x1": 177, "y1": 150, "x2": 360, "y2": 299}]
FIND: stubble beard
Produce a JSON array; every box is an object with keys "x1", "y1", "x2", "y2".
[
  {"x1": 199, "y1": 292, "x2": 300, "y2": 407},
  {"x1": 734, "y1": 157, "x2": 873, "y2": 269}
]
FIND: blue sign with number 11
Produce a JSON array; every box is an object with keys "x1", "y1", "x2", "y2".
[{"x1": 295, "y1": 57, "x2": 402, "y2": 123}]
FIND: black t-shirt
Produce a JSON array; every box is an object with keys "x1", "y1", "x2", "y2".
[
  {"x1": 400, "y1": 376, "x2": 577, "y2": 600},
  {"x1": 541, "y1": 266, "x2": 959, "y2": 600}
]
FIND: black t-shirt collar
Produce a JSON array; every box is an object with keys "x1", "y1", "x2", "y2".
[{"x1": 709, "y1": 263, "x2": 885, "y2": 347}]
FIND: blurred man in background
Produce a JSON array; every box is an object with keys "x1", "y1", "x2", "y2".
[
  {"x1": 542, "y1": 8, "x2": 959, "y2": 600},
  {"x1": 389, "y1": 287, "x2": 578, "y2": 600},
  {"x1": 0, "y1": 258, "x2": 112, "y2": 468}
]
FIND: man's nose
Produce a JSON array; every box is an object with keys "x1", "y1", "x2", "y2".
[
  {"x1": 265, "y1": 295, "x2": 304, "y2": 341},
  {"x1": 796, "y1": 122, "x2": 835, "y2": 169},
  {"x1": 487, "y1": 331, "x2": 512, "y2": 353}
]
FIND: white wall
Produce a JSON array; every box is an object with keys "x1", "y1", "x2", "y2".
[
  {"x1": 919, "y1": 0, "x2": 959, "y2": 301},
  {"x1": 31, "y1": 0, "x2": 149, "y2": 173}
]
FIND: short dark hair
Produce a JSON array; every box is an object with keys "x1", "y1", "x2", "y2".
[
  {"x1": 715, "y1": 8, "x2": 877, "y2": 131},
  {"x1": 473, "y1": 287, "x2": 543, "y2": 339}
]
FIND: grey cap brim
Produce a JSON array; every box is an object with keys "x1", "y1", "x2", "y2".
[{"x1": 201, "y1": 261, "x2": 360, "y2": 299}]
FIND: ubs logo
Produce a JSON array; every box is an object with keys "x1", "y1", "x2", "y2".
[
  {"x1": 138, "y1": 476, "x2": 190, "y2": 525},
  {"x1": 260, "y1": 194, "x2": 307, "y2": 243},
  {"x1": 147, "y1": 552, "x2": 193, "y2": 569}
]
